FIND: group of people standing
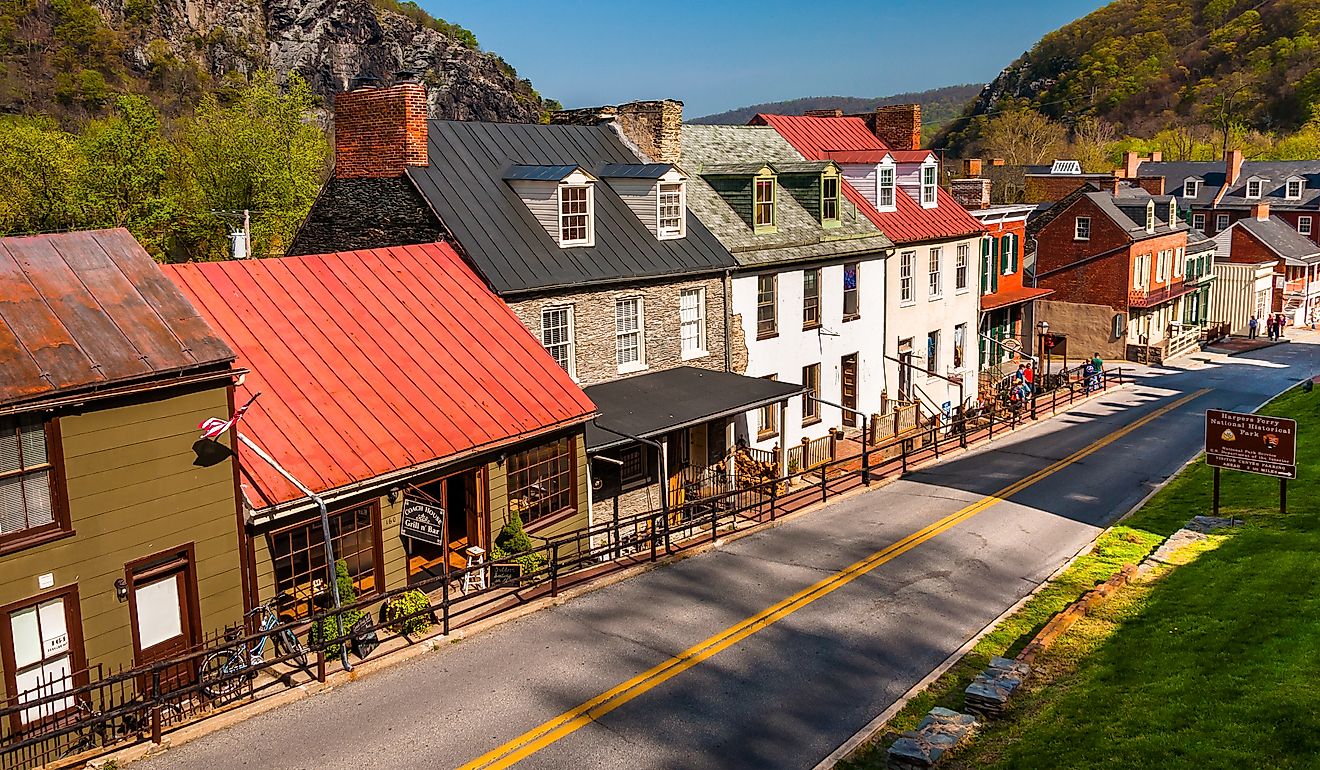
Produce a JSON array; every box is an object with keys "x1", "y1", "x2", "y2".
[
  {"x1": 1005, "y1": 352, "x2": 1106, "y2": 406},
  {"x1": 1247, "y1": 313, "x2": 1289, "y2": 341}
]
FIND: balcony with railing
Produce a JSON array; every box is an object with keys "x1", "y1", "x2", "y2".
[
  {"x1": 1127, "y1": 281, "x2": 1195, "y2": 309},
  {"x1": 1284, "y1": 277, "x2": 1320, "y2": 298}
]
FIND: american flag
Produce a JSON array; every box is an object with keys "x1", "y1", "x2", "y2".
[{"x1": 198, "y1": 393, "x2": 259, "y2": 439}]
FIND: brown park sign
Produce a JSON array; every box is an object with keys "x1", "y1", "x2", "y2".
[{"x1": 1205, "y1": 409, "x2": 1297, "y2": 479}]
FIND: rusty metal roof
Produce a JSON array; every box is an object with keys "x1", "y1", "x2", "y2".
[
  {"x1": 0, "y1": 229, "x2": 236, "y2": 408},
  {"x1": 164, "y1": 242, "x2": 598, "y2": 510}
]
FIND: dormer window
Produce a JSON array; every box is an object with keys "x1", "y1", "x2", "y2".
[
  {"x1": 559, "y1": 184, "x2": 593, "y2": 246},
  {"x1": 821, "y1": 175, "x2": 840, "y2": 224},
  {"x1": 1145, "y1": 201, "x2": 1156, "y2": 232},
  {"x1": 877, "y1": 163, "x2": 896, "y2": 211},
  {"x1": 920, "y1": 164, "x2": 938, "y2": 207},
  {"x1": 1168, "y1": 199, "x2": 1177, "y2": 225},
  {"x1": 1246, "y1": 178, "x2": 1263, "y2": 198},
  {"x1": 754, "y1": 176, "x2": 776, "y2": 231},
  {"x1": 1183, "y1": 179, "x2": 1200, "y2": 198},
  {"x1": 1286, "y1": 178, "x2": 1304, "y2": 200},
  {"x1": 658, "y1": 182, "x2": 685, "y2": 239}
]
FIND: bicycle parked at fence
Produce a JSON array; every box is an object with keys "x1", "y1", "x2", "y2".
[
  {"x1": 198, "y1": 597, "x2": 307, "y2": 700},
  {"x1": 60, "y1": 695, "x2": 184, "y2": 758}
]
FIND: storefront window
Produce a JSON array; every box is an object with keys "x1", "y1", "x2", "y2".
[
  {"x1": 508, "y1": 437, "x2": 576, "y2": 525},
  {"x1": 269, "y1": 504, "x2": 379, "y2": 618}
]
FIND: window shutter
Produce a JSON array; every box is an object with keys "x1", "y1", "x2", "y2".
[
  {"x1": 1009, "y1": 234, "x2": 1019, "y2": 272},
  {"x1": 980, "y1": 238, "x2": 991, "y2": 293},
  {"x1": 990, "y1": 237, "x2": 1000, "y2": 293}
]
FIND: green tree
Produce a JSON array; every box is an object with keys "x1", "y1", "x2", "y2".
[
  {"x1": 0, "y1": 116, "x2": 87, "y2": 234},
  {"x1": 78, "y1": 94, "x2": 175, "y2": 252},
  {"x1": 175, "y1": 71, "x2": 329, "y2": 260}
]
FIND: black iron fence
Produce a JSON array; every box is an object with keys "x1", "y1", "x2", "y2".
[{"x1": 3, "y1": 368, "x2": 1128, "y2": 769}]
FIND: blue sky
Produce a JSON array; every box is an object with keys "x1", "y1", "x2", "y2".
[{"x1": 426, "y1": 0, "x2": 1109, "y2": 118}]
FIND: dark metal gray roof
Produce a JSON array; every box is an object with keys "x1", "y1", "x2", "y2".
[
  {"x1": 503, "y1": 164, "x2": 582, "y2": 181},
  {"x1": 1237, "y1": 216, "x2": 1320, "y2": 264},
  {"x1": 406, "y1": 121, "x2": 736, "y2": 296},
  {"x1": 599, "y1": 163, "x2": 675, "y2": 179},
  {"x1": 584, "y1": 366, "x2": 805, "y2": 451}
]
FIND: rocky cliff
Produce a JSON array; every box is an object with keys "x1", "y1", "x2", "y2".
[{"x1": 1, "y1": 0, "x2": 546, "y2": 123}]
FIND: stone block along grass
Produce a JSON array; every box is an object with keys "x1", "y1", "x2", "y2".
[{"x1": 842, "y1": 384, "x2": 1320, "y2": 769}]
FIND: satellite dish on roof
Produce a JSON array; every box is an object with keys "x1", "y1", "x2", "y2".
[{"x1": 1051, "y1": 160, "x2": 1083, "y2": 175}]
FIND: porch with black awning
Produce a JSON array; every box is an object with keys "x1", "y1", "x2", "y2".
[{"x1": 584, "y1": 367, "x2": 805, "y2": 452}]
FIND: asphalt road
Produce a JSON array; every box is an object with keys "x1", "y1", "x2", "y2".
[{"x1": 137, "y1": 340, "x2": 1315, "y2": 770}]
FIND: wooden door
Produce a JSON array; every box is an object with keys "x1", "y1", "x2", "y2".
[
  {"x1": 0, "y1": 586, "x2": 87, "y2": 732},
  {"x1": 127, "y1": 546, "x2": 201, "y2": 691},
  {"x1": 841, "y1": 354, "x2": 858, "y2": 428},
  {"x1": 898, "y1": 338, "x2": 914, "y2": 402}
]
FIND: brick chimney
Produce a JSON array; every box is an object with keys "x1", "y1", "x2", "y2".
[
  {"x1": 963, "y1": 158, "x2": 982, "y2": 178},
  {"x1": 332, "y1": 77, "x2": 429, "y2": 180},
  {"x1": 552, "y1": 99, "x2": 683, "y2": 164},
  {"x1": 1149, "y1": 151, "x2": 1163, "y2": 162},
  {"x1": 804, "y1": 108, "x2": 844, "y2": 118},
  {"x1": 991, "y1": 158, "x2": 1006, "y2": 167},
  {"x1": 1253, "y1": 201, "x2": 1270, "y2": 221},
  {"x1": 1226, "y1": 149, "x2": 1244, "y2": 187},
  {"x1": 1134, "y1": 176, "x2": 1165, "y2": 195},
  {"x1": 1122, "y1": 151, "x2": 1142, "y2": 179},
  {"x1": 869, "y1": 104, "x2": 922, "y2": 150}
]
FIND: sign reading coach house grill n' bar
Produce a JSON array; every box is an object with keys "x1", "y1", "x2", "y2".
[
  {"x1": 400, "y1": 496, "x2": 446, "y2": 546},
  {"x1": 1205, "y1": 409, "x2": 1298, "y2": 479}
]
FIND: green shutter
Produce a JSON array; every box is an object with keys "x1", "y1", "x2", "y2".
[
  {"x1": 991, "y1": 237, "x2": 1000, "y2": 293},
  {"x1": 1009, "y1": 234, "x2": 1019, "y2": 273},
  {"x1": 980, "y1": 238, "x2": 991, "y2": 293}
]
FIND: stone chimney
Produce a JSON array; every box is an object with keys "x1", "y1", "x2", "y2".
[
  {"x1": 869, "y1": 104, "x2": 922, "y2": 150},
  {"x1": 963, "y1": 158, "x2": 983, "y2": 178},
  {"x1": 1253, "y1": 201, "x2": 1270, "y2": 221},
  {"x1": 333, "y1": 78, "x2": 429, "y2": 179},
  {"x1": 1226, "y1": 149, "x2": 1244, "y2": 187},
  {"x1": 804, "y1": 108, "x2": 844, "y2": 118},
  {"x1": 552, "y1": 100, "x2": 683, "y2": 164},
  {"x1": 1122, "y1": 151, "x2": 1142, "y2": 179},
  {"x1": 950, "y1": 178, "x2": 991, "y2": 209}
]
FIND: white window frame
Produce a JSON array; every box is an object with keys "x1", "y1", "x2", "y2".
[
  {"x1": 1246, "y1": 179, "x2": 1263, "y2": 199},
  {"x1": 657, "y1": 182, "x2": 685, "y2": 239},
  {"x1": 539, "y1": 305, "x2": 575, "y2": 378},
  {"x1": 1168, "y1": 200, "x2": 1177, "y2": 225},
  {"x1": 926, "y1": 330, "x2": 940, "y2": 376},
  {"x1": 754, "y1": 176, "x2": 776, "y2": 229},
  {"x1": 1300, "y1": 216, "x2": 1313, "y2": 236},
  {"x1": 1286, "y1": 179, "x2": 1304, "y2": 200},
  {"x1": 899, "y1": 250, "x2": 915, "y2": 305},
  {"x1": 1192, "y1": 213, "x2": 1205, "y2": 231},
  {"x1": 1183, "y1": 179, "x2": 1199, "y2": 198},
  {"x1": 955, "y1": 243, "x2": 969, "y2": 292},
  {"x1": 1216, "y1": 213, "x2": 1230, "y2": 232},
  {"x1": 1145, "y1": 201, "x2": 1156, "y2": 233},
  {"x1": 1074, "y1": 216, "x2": 1091, "y2": 241},
  {"x1": 614, "y1": 297, "x2": 645, "y2": 373},
  {"x1": 679, "y1": 287, "x2": 707, "y2": 360},
  {"x1": 1174, "y1": 247, "x2": 1184, "y2": 278},
  {"x1": 920, "y1": 164, "x2": 938, "y2": 207},
  {"x1": 877, "y1": 163, "x2": 897, "y2": 211},
  {"x1": 927, "y1": 247, "x2": 942, "y2": 299},
  {"x1": 1135, "y1": 254, "x2": 1151, "y2": 290},
  {"x1": 558, "y1": 184, "x2": 594, "y2": 247}
]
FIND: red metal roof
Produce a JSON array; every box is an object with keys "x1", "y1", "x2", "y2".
[
  {"x1": 752, "y1": 114, "x2": 986, "y2": 244},
  {"x1": 981, "y1": 286, "x2": 1055, "y2": 311},
  {"x1": 0, "y1": 228, "x2": 235, "y2": 408},
  {"x1": 164, "y1": 243, "x2": 596, "y2": 509}
]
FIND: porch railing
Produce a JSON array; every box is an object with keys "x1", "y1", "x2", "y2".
[
  {"x1": 786, "y1": 433, "x2": 835, "y2": 474},
  {"x1": 0, "y1": 367, "x2": 1130, "y2": 770}
]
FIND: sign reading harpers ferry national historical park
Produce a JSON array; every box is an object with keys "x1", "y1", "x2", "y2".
[
  {"x1": 400, "y1": 496, "x2": 446, "y2": 546},
  {"x1": 1205, "y1": 409, "x2": 1298, "y2": 479}
]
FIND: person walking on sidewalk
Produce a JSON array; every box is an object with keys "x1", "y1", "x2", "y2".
[
  {"x1": 1091, "y1": 352, "x2": 1104, "y2": 390},
  {"x1": 1276, "y1": 313, "x2": 1288, "y2": 339},
  {"x1": 1266, "y1": 315, "x2": 1277, "y2": 341},
  {"x1": 1249, "y1": 315, "x2": 1259, "y2": 339}
]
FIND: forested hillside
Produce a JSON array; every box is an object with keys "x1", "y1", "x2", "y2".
[
  {"x1": 691, "y1": 84, "x2": 981, "y2": 138},
  {"x1": 940, "y1": 0, "x2": 1320, "y2": 153}
]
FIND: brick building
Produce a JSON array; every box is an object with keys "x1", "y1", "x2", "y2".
[
  {"x1": 290, "y1": 80, "x2": 801, "y2": 526},
  {"x1": 1029, "y1": 183, "x2": 1203, "y2": 364},
  {"x1": 1214, "y1": 202, "x2": 1320, "y2": 325}
]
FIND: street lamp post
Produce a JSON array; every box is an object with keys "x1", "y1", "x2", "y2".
[{"x1": 1035, "y1": 320, "x2": 1051, "y2": 419}]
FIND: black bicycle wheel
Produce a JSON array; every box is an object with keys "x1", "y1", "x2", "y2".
[
  {"x1": 276, "y1": 628, "x2": 309, "y2": 669},
  {"x1": 198, "y1": 649, "x2": 246, "y2": 700}
]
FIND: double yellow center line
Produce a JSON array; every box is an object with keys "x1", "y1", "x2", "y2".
[{"x1": 458, "y1": 388, "x2": 1209, "y2": 770}]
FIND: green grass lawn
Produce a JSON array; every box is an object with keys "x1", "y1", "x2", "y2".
[{"x1": 843, "y1": 385, "x2": 1320, "y2": 770}]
